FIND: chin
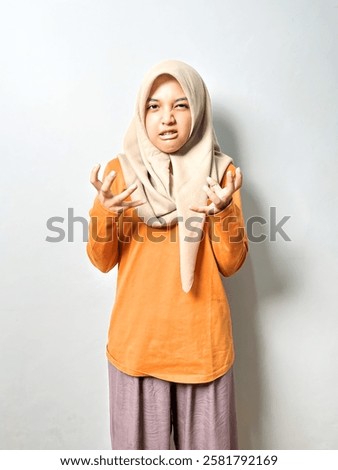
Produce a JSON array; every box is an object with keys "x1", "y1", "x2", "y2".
[
  {"x1": 158, "y1": 143, "x2": 181, "y2": 154},
  {"x1": 162, "y1": 147, "x2": 179, "y2": 153}
]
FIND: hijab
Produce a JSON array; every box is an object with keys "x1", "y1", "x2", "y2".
[{"x1": 118, "y1": 60, "x2": 232, "y2": 293}]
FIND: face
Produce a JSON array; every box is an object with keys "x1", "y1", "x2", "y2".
[{"x1": 145, "y1": 74, "x2": 192, "y2": 154}]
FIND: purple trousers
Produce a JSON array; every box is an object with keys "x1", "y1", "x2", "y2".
[{"x1": 108, "y1": 362, "x2": 238, "y2": 450}]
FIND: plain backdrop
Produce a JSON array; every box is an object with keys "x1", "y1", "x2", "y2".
[{"x1": 1, "y1": 0, "x2": 337, "y2": 449}]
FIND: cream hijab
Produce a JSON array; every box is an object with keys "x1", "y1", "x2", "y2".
[{"x1": 118, "y1": 60, "x2": 232, "y2": 292}]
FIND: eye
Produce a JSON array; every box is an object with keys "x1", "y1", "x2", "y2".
[
  {"x1": 146, "y1": 103, "x2": 159, "y2": 110},
  {"x1": 175, "y1": 103, "x2": 189, "y2": 109}
]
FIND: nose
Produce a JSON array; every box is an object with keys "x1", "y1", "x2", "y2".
[{"x1": 161, "y1": 109, "x2": 175, "y2": 125}]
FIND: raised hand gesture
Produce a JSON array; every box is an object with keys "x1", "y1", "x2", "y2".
[
  {"x1": 90, "y1": 164, "x2": 145, "y2": 214},
  {"x1": 189, "y1": 167, "x2": 242, "y2": 215}
]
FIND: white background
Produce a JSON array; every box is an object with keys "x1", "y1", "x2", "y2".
[{"x1": 1, "y1": 0, "x2": 337, "y2": 449}]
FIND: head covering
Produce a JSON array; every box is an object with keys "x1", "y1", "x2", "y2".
[{"x1": 118, "y1": 60, "x2": 232, "y2": 292}]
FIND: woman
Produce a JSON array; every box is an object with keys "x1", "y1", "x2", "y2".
[{"x1": 87, "y1": 60, "x2": 248, "y2": 449}]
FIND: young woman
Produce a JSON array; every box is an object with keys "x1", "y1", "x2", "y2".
[{"x1": 87, "y1": 60, "x2": 248, "y2": 450}]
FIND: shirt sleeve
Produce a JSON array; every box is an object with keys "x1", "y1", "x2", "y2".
[
  {"x1": 86, "y1": 161, "x2": 121, "y2": 273},
  {"x1": 207, "y1": 165, "x2": 248, "y2": 277}
]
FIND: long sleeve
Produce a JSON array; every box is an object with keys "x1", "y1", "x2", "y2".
[
  {"x1": 207, "y1": 165, "x2": 248, "y2": 277},
  {"x1": 86, "y1": 197, "x2": 120, "y2": 272},
  {"x1": 86, "y1": 159, "x2": 123, "y2": 273}
]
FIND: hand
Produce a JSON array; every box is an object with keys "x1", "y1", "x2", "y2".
[
  {"x1": 189, "y1": 167, "x2": 242, "y2": 215},
  {"x1": 90, "y1": 164, "x2": 146, "y2": 214}
]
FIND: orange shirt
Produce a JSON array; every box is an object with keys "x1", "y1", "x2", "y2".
[{"x1": 87, "y1": 158, "x2": 248, "y2": 383}]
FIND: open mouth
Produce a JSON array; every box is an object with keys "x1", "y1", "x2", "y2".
[{"x1": 159, "y1": 130, "x2": 178, "y2": 139}]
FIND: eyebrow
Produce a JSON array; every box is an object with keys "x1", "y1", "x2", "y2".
[{"x1": 146, "y1": 97, "x2": 188, "y2": 103}]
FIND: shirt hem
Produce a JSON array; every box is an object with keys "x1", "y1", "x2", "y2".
[{"x1": 106, "y1": 348, "x2": 234, "y2": 384}]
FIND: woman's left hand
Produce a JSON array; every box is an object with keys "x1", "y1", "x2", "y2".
[{"x1": 189, "y1": 167, "x2": 242, "y2": 215}]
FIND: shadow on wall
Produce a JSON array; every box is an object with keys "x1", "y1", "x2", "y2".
[{"x1": 213, "y1": 111, "x2": 293, "y2": 449}]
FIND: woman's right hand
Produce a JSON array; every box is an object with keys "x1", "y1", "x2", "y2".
[{"x1": 90, "y1": 164, "x2": 146, "y2": 214}]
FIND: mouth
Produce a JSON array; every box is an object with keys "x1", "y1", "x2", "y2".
[{"x1": 159, "y1": 130, "x2": 178, "y2": 140}]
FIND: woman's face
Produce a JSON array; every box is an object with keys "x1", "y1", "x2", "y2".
[{"x1": 145, "y1": 74, "x2": 192, "y2": 154}]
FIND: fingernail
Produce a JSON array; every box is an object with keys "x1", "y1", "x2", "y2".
[{"x1": 109, "y1": 171, "x2": 115, "y2": 176}]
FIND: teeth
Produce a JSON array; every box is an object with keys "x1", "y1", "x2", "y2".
[{"x1": 161, "y1": 131, "x2": 176, "y2": 135}]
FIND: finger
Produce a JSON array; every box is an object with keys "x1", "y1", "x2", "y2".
[
  {"x1": 206, "y1": 176, "x2": 222, "y2": 192},
  {"x1": 234, "y1": 167, "x2": 243, "y2": 191},
  {"x1": 106, "y1": 199, "x2": 146, "y2": 214},
  {"x1": 113, "y1": 183, "x2": 138, "y2": 204},
  {"x1": 226, "y1": 170, "x2": 235, "y2": 193},
  {"x1": 101, "y1": 170, "x2": 117, "y2": 195},
  {"x1": 90, "y1": 164, "x2": 102, "y2": 191},
  {"x1": 122, "y1": 199, "x2": 147, "y2": 208},
  {"x1": 202, "y1": 185, "x2": 222, "y2": 206},
  {"x1": 189, "y1": 204, "x2": 213, "y2": 214}
]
